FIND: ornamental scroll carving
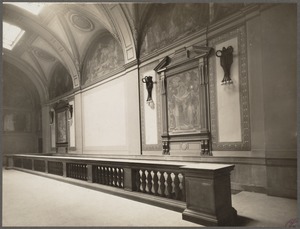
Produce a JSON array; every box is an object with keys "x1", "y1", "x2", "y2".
[{"x1": 154, "y1": 47, "x2": 212, "y2": 156}]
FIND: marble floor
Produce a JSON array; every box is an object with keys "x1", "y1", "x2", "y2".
[{"x1": 2, "y1": 169, "x2": 298, "y2": 227}]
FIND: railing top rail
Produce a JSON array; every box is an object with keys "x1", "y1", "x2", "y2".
[{"x1": 6, "y1": 154, "x2": 235, "y2": 171}]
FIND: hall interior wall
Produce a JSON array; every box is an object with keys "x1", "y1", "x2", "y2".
[{"x1": 34, "y1": 4, "x2": 298, "y2": 199}]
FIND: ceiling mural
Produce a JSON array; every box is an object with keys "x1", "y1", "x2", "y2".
[{"x1": 82, "y1": 33, "x2": 125, "y2": 86}]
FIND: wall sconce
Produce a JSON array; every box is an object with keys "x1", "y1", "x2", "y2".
[
  {"x1": 68, "y1": 105, "x2": 73, "y2": 120},
  {"x1": 49, "y1": 110, "x2": 54, "y2": 125},
  {"x1": 142, "y1": 76, "x2": 154, "y2": 108},
  {"x1": 216, "y1": 46, "x2": 234, "y2": 85}
]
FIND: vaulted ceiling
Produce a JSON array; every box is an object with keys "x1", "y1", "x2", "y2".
[{"x1": 2, "y1": 3, "x2": 154, "y2": 103}]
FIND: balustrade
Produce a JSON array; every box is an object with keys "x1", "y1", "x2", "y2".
[
  {"x1": 5, "y1": 154, "x2": 237, "y2": 226},
  {"x1": 93, "y1": 165, "x2": 124, "y2": 188},
  {"x1": 134, "y1": 169, "x2": 185, "y2": 201},
  {"x1": 67, "y1": 163, "x2": 88, "y2": 181}
]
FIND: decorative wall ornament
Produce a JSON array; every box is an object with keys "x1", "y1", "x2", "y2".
[
  {"x1": 140, "y1": 61, "x2": 162, "y2": 152},
  {"x1": 49, "y1": 110, "x2": 54, "y2": 125},
  {"x1": 216, "y1": 46, "x2": 234, "y2": 85},
  {"x1": 70, "y1": 13, "x2": 94, "y2": 32},
  {"x1": 32, "y1": 47, "x2": 56, "y2": 62},
  {"x1": 209, "y1": 26, "x2": 251, "y2": 151},
  {"x1": 142, "y1": 76, "x2": 154, "y2": 108}
]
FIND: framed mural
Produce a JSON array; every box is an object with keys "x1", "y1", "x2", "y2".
[
  {"x1": 3, "y1": 110, "x2": 31, "y2": 132},
  {"x1": 56, "y1": 111, "x2": 67, "y2": 144},
  {"x1": 154, "y1": 46, "x2": 212, "y2": 156},
  {"x1": 54, "y1": 100, "x2": 72, "y2": 153}
]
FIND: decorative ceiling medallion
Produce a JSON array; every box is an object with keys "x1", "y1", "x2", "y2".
[
  {"x1": 70, "y1": 13, "x2": 94, "y2": 32},
  {"x1": 32, "y1": 47, "x2": 56, "y2": 62}
]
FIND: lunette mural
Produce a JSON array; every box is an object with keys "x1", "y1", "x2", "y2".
[
  {"x1": 82, "y1": 33, "x2": 124, "y2": 85},
  {"x1": 141, "y1": 3, "x2": 244, "y2": 55},
  {"x1": 49, "y1": 63, "x2": 73, "y2": 100}
]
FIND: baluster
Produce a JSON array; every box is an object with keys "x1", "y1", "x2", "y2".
[
  {"x1": 107, "y1": 167, "x2": 110, "y2": 185},
  {"x1": 100, "y1": 166, "x2": 104, "y2": 184},
  {"x1": 112, "y1": 168, "x2": 117, "y2": 186},
  {"x1": 71, "y1": 164, "x2": 74, "y2": 178},
  {"x1": 174, "y1": 173, "x2": 180, "y2": 200},
  {"x1": 180, "y1": 174, "x2": 186, "y2": 202},
  {"x1": 166, "y1": 172, "x2": 173, "y2": 198},
  {"x1": 135, "y1": 170, "x2": 141, "y2": 192},
  {"x1": 160, "y1": 171, "x2": 166, "y2": 197},
  {"x1": 111, "y1": 167, "x2": 114, "y2": 185},
  {"x1": 79, "y1": 164, "x2": 82, "y2": 179},
  {"x1": 74, "y1": 164, "x2": 76, "y2": 178},
  {"x1": 71, "y1": 164, "x2": 73, "y2": 177},
  {"x1": 109, "y1": 167, "x2": 113, "y2": 185},
  {"x1": 147, "y1": 171, "x2": 153, "y2": 194},
  {"x1": 98, "y1": 166, "x2": 101, "y2": 183},
  {"x1": 141, "y1": 170, "x2": 146, "y2": 192},
  {"x1": 119, "y1": 168, "x2": 123, "y2": 187},
  {"x1": 76, "y1": 164, "x2": 79, "y2": 179},
  {"x1": 111, "y1": 167, "x2": 114, "y2": 186},
  {"x1": 153, "y1": 171, "x2": 159, "y2": 195},
  {"x1": 102, "y1": 166, "x2": 105, "y2": 184},
  {"x1": 79, "y1": 164, "x2": 81, "y2": 179},
  {"x1": 105, "y1": 167, "x2": 108, "y2": 185},
  {"x1": 116, "y1": 168, "x2": 120, "y2": 187}
]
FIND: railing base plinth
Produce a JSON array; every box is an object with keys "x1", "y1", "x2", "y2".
[{"x1": 182, "y1": 207, "x2": 237, "y2": 226}]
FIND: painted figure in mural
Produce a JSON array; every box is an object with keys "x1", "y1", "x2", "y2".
[
  {"x1": 168, "y1": 70, "x2": 201, "y2": 133},
  {"x1": 172, "y1": 77, "x2": 189, "y2": 130},
  {"x1": 57, "y1": 113, "x2": 67, "y2": 143}
]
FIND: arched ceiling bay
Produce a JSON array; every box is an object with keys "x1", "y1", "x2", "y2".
[{"x1": 2, "y1": 2, "x2": 145, "y2": 101}]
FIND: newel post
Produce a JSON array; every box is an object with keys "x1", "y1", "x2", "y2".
[
  {"x1": 123, "y1": 167, "x2": 137, "y2": 191},
  {"x1": 180, "y1": 163, "x2": 237, "y2": 226},
  {"x1": 6, "y1": 156, "x2": 14, "y2": 169}
]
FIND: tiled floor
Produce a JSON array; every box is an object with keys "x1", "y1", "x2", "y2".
[{"x1": 2, "y1": 169, "x2": 298, "y2": 227}]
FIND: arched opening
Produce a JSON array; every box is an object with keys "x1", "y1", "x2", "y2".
[{"x1": 3, "y1": 62, "x2": 42, "y2": 158}]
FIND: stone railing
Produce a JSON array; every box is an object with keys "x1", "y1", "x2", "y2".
[{"x1": 5, "y1": 154, "x2": 237, "y2": 226}]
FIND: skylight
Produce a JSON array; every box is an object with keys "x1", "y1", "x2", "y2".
[
  {"x1": 9, "y1": 2, "x2": 46, "y2": 15},
  {"x1": 3, "y1": 22, "x2": 25, "y2": 50}
]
